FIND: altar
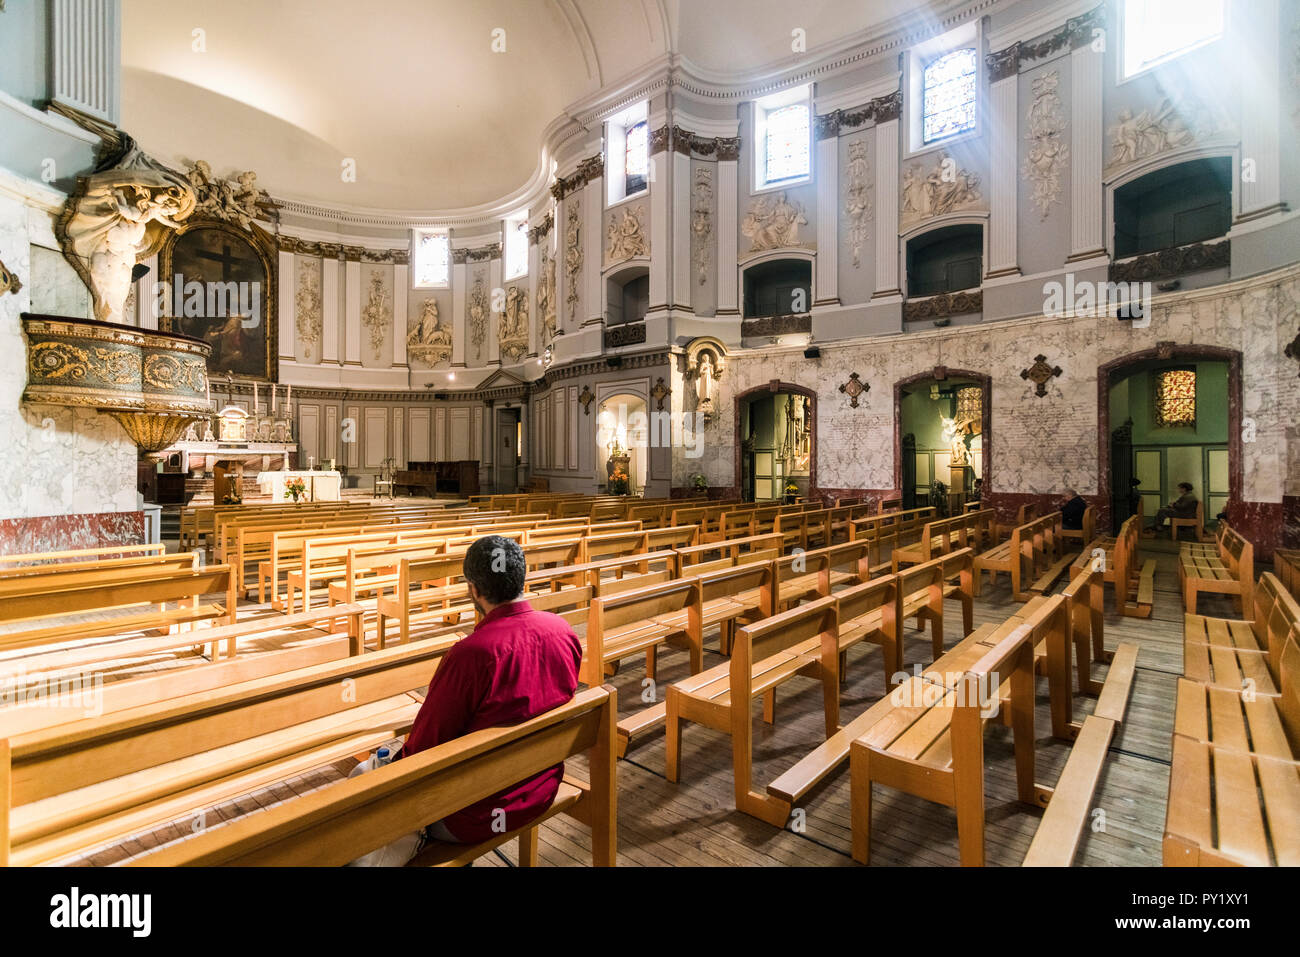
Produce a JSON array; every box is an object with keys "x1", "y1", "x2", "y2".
[{"x1": 257, "y1": 470, "x2": 343, "y2": 502}]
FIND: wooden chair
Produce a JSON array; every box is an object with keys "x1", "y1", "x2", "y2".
[{"x1": 1170, "y1": 500, "x2": 1206, "y2": 543}]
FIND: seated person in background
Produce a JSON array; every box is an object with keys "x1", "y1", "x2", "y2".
[
  {"x1": 351, "y1": 534, "x2": 583, "y2": 866},
  {"x1": 969, "y1": 478, "x2": 983, "y2": 503},
  {"x1": 1127, "y1": 477, "x2": 1142, "y2": 518},
  {"x1": 1059, "y1": 488, "x2": 1087, "y2": 531},
  {"x1": 1147, "y1": 482, "x2": 1198, "y2": 536}
]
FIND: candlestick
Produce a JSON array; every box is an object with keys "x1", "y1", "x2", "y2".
[
  {"x1": 253, "y1": 381, "x2": 259, "y2": 414},
  {"x1": 272, "y1": 384, "x2": 277, "y2": 413}
]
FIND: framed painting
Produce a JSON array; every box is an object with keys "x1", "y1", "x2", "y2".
[{"x1": 159, "y1": 219, "x2": 278, "y2": 380}]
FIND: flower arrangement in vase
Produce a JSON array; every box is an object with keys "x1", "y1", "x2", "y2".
[
  {"x1": 285, "y1": 477, "x2": 308, "y2": 503},
  {"x1": 608, "y1": 464, "x2": 630, "y2": 496}
]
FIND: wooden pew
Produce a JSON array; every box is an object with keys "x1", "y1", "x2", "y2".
[
  {"x1": 889, "y1": 509, "x2": 994, "y2": 572},
  {"x1": 849, "y1": 596, "x2": 1066, "y2": 866},
  {"x1": 973, "y1": 510, "x2": 1071, "y2": 601},
  {"x1": 1179, "y1": 523, "x2": 1254, "y2": 616},
  {"x1": 1274, "y1": 549, "x2": 1300, "y2": 603},
  {"x1": 1059, "y1": 505, "x2": 1095, "y2": 551},
  {"x1": 0, "y1": 543, "x2": 166, "y2": 572},
  {"x1": 583, "y1": 578, "x2": 703, "y2": 687},
  {"x1": 126, "y1": 685, "x2": 617, "y2": 868},
  {"x1": 1164, "y1": 573, "x2": 1300, "y2": 866},
  {"x1": 996, "y1": 502, "x2": 1039, "y2": 542},
  {"x1": 1069, "y1": 516, "x2": 1154, "y2": 618},
  {"x1": 665, "y1": 576, "x2": 900, "y2": 825}
]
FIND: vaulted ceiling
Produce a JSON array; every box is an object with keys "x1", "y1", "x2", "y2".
[{"x1": 120, "y1": 0, "x2": 957, "y2": 214}]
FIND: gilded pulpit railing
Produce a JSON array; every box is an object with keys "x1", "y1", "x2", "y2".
[{"x1": 22, "y1": 314, "x2": 215, "y2": 452}]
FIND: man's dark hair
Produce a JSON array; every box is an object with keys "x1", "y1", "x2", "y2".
[
  {"x1": 1178, "y1": 482, "x2": 1194, "y2": 493},
  {"x1": 463, "y1": 535, "x2": 526, "y2": 605}
]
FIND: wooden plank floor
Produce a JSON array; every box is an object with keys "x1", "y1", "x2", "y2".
[{"x1": 39, "y1": 538, "x2": 1229, "y2": 867}]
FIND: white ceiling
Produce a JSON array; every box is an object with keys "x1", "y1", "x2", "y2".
[{"x1": 120, "y1": 0, "x2": 958, "y2": 214}]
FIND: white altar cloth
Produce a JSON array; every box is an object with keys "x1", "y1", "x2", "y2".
[{"x1": 257, "y1": 470, "x2": 343, "y2": 502}]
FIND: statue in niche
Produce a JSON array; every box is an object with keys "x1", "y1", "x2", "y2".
[
  {"x1": 469, "y1": 274, "x2": 489, "y2": 359},
  {"x1": 407, "y1": 297, "x2": 453, "y2": 365},
  {"x1": 606, "y1": 205, "x2": 647, "y2": 263},
  {"x1": 59, "y1": 134, "x2": 196, "y2": 325},
  {"x1": 741, "y1": 192, "x2": 807, "y2": 251},
  {"x1": 697, "y1": 352, "x2": 716, "y2": 413}
]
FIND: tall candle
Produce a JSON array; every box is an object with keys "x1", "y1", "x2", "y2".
[
  {"x1": 272, "y1": 384, "x2": 277, "y2": 413},
  {"x1": 253, "y1": 382, "x2": 259, "y2": 414}
]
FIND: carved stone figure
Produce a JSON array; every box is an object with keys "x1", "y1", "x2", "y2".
[
  {"x1": 59, "y1": 136, "x2": 196, "y2": 325},
  {"x1": 184, "y1": 160, "x2": 275, "y2": 230},
  {"x1": 1023, "y1": 71, "x2": 1068, "y2": 219},
  {"x1": 1104, "y1": 95, "x2": 1226, "y2": 170},
  {"x1": 407, "y1": 297, "x2": 452, "y2": 365},
  {"x1": 469, "y1": 273, "x2": 489, "y2": 359},
  {"x1": 843, "y1": 140, "x2": 873, "y2": 267},
  {"x1": 741, "y1": 192, "x2": 807, "y2": 251},
  {"x1": 294, "y1": 259, "x2": 323, "y2": 358},
  {"x1": 900, "y1": 152, "x2": 982, "y2": 226},
  {"x1": 565, "y1": 200, "x2": 582, "y2": 319},
  {"x1": 360, "y1": 272, "x2": 390, "y2": 358},
  {"x1": 606, "y1": 205, "x2": 648, "y2": 262},
  {"x1": 499, "y1": 286, "x2": 529, "y2": 361},
  {"x1": 537, "y1": 244, "x2": 557, "y2": 343}
]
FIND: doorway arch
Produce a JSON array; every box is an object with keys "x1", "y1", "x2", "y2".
[
  {"x1": 892, "y1": 367, "x2": 992, "y2": 503},
  {"x1": 1097, "y1": 344, "x2": 1242, "y2": 534},
  {"x1": 733, "y1": 380, "x2": 818, "y2": 501}
]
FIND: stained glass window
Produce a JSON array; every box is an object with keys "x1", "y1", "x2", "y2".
[
  {"x1": 504, "y1": 217, "x2": 529, "y2": 280},
  {"x1": 922, "y1": 48, "x2": 977, "y2": 144},
  {"x1": 1123, "y1": 0, "x2": 1224, "y2": 79},
  {"x1": 412, "y1": 231, "x2": 449, "y2": 287},
  {"x1": 1154, "y1": 368, "x2": 1197, "y2": 427},
  {"x1": 625, "y1": 121, "x2": 648, "y2": 196},
  {"x1": 764, "y1": 103, "x2": 810, "y2": 185}
]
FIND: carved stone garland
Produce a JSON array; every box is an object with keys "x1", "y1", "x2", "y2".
[
  {"x1": 692, "y1": 167, "x2": 713, "y2": 286},
  {"x1": 294, "y1": 258, "x2": 323, "y2": 358},
  {"x1": 843, "y1": 140, "x2": 873, "y2": 267},
  {"x1": 360, "y1": 271, "x2": 390, "y2": 359},
  {"x1": 1023, "y1": 70, "x2": 1068, "y2": 220},
  {"x1": 565, "y1": 200, "x2": 582, "y2": 320},
  {"x1": 468, "y1": 272, "x2": 489, "y2": 359}
]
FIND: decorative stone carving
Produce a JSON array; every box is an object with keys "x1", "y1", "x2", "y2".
[
  {"x1": 1108, "y1": 239, "x2": 1230, "y2": 284},
  {"x1": 58, "y1": 134, "x2": 196, "y2": 325},
  {"x1": 900, "y1": 152, "x2": 983, "y2": 227},
  {"x1": 528, "y1": 212, "x2": 554, "y2": 244},
  {"x1": 551, "y1": 154, "x2": 605, "y2": 200},
  {"x1": 692, "y1": 167, "x2": 713, "y2": 285},
  {"x1": 360, "y1": 271, "x2": 390, "y2": 358},
  {"x1": 1105, "y1": 95, "x2": 1227, "y2": 171},
  {"x1": 537, "y1": 244, "x2": 557, "y2": 344},
  {"x1": 407, "y1": 297, "x2": 452, "y2": 366},
  {"x1": 603, "y1": 323, "x2": 646, "y2": 348},
  {"x1": 839, "y1": 372, "x2": 868, "y2": 408},
  {"x1": 578, "y1": 384, "x2": 595, "y2": 415},
  {"x1": 716, "y1": 137, "x2": 742, "y2": 162},
  {"x1": 565, "y1": 199, "x2": 582, "y2": 319},
  {"x1": 1, "y1": 258, "x2": 21, "y2": 296},
  {"x1": 294, "y1": 258, "x2": 322, "y2": 358},
  {"x1": 902, "y1": 290, "x2": 983, "y2": 322},
  {"x1": 843, "y1": 140, "x2": 873, "y2": 267},
  {"x1": 500, "y1": 286, "x2": 529, "y2": 361},
  {"x1": 1023, "y1": 70, "x2": 1068, "y2": 220},
  {"x1": 606, "y1": 204, "x2": 648, "y2": 263},
  {"x1": 741, "y1": 313, "x2": 812, "y2": 339},
  {"x1": 822, "y1": 88, "x2": 902, "y2": 132},
  {"x1": 651, "y1": 377, "x2": 670, "y2": 412},
  {"x1": 469, "y1": 273, "x2": 489, "y2": 359},
  {"x1": 183, "y1": 160, "x2": 275, "y2": 231},
  {"x1": 1020, "y1": 354, "x2": 1063, "y2": 397},
  {"x1": 742, "y1": 192, "x2": 807, "y2": 251}
]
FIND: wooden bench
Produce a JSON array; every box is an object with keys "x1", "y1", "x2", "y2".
[
  {"x1": 0, "y1": 634, "x2": 467, "y2": 866},
  {"x1": 666, "y1": 576, "x2": 899, "y2": 825},
  {"x1": 1070, "y1": 516, "x2": 1154, "y2": 618},
  {"x1": 1274, "y1": 549, "x2": 1300, "y2": 603},
  {"x1": 1165, "y1": 577, "x2": 1299, "y2": 867},
  {"x1": 849, "y1": 595, "x2": 1066, "y2": 865},
  {"x1": 890, "y1": 509, "x2": 995, "y2": 573},
  {"x1": 1179, "y1": 522, "x2": 1254, "y2": 616},
  {"x1": 974, "y1": 510, "x2": 1071, "y2": 601},
  {"x1": 127, "y1": 685, "x2": 617, "y2": 867},
  {"x1": 1058, "y1": 505, "x2": 1095, "y2": 551},
  {"x1": 0, "y1": 543, "x2": 167, "y2": 572},
  {"x1": 996, "y1": 503, "x2": 1038, "y2": 542},
  {"x1": 583, "y1": 578, "x2": 704, "y2": 687},
  {"x1": 1170, "y1": 499, "x2": 1207, "y2": 543}
]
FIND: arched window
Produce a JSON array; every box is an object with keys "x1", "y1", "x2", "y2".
[
  {"x1": 922, "y1": 48, "x2": 977, "y2": 144},
  {"x1": 764, "y1": 103, "x2": 810, "y2": 184},
  {"x1": 624, "y1": 120, "x2": 648, "y2": 196}
]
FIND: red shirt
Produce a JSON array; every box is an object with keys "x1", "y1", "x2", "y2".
[{"x1": 399, "y1": 599, "x2": 583, "y2": 843}]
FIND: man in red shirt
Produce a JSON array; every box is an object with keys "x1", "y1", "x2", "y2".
[{"x1": 350, "y1": 534, "x2": 582, "y2": 865}]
